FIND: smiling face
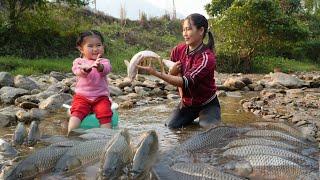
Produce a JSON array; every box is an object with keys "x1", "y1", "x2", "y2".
[
  {"x1": 78, "y1": 35, "x2": 104, "y2": 60},
  {"x1": 182, "y1": 19, "x2": 204, "y2": 48}
]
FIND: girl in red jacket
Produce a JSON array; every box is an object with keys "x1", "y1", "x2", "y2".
[{"x1": 137, "y1": 13, "x2": 221, "y2": 129}]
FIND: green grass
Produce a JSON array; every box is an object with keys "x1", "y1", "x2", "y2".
[
  {"x1": 252, "y1": 56, "x2": 320, "y2": 73},
  {"x1": 0, "y1": 56, "x2": 73, "y2": 75},
  {"x1": 0, "y1": 44, "x2": 171, "y2": 76},
  {"x1": 1, "y1": 55, "x2": 319, "y2": 76}
]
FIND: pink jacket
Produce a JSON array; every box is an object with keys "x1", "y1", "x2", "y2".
[{"x1": 72, "y1": 58, "x2": 111, "y2": 100}]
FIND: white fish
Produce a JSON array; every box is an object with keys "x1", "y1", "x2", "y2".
[
  {"x1": 162, "y1": 59, "x2": 175, "y2": 69},
  {"x1": 127, "y1": 50, "x2": 161, "y2": 81}
]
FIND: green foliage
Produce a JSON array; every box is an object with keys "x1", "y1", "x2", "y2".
[
  {"x1": 206, "y1": 0, "x2": 319, "y2": 72},
  {"x1": 252, "y1": 56, "x2": 319, "y2": 73}
]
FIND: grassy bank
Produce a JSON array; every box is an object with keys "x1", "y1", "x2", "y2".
[
  {"x1": 1, "y1": 55, "x2": 319, "y2": 76},
  {"x1": 251, "y1": 56, "x2": 320, "y2": 73}
]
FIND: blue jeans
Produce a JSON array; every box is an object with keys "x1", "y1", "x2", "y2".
[{"x1": 166, "y1": 96, "x2": 221, "y2": 129}]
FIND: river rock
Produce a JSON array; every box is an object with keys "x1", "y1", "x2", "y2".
[
  {"x1": 134, "y1": 86, "x2": 150, "y2": 96},
  {"x1": 16, "y1": 108, "x2": 47, "y2": 123},
  {"x1": 18, "y1": 101, "x2": 39, "y2": 109},
  {"x1": 39, "y1": 93, "x2": 72, "y2": 111},
  {"x1": 142, "y1": 80, "x2": 157, "y2": 88},
  {"x1": 49, "y1": 71, "x2": 66, "y2": 81},
  {"x1": 116, "y1": 79, "x2": 132, "y2": 89},
  {"x1": 123, "y1": 87, "x2": 133, "y2": 93},
  {"x1": 0, "y1": 113, "x2": 10, "y2": 127},
  {"x1": 61, "y1": 77, "x2": 76, "y2": 87},
  {"x1": 223, "y1": 77, "x2": 246, "y2": 90},
  {"x1": 167, "y1": 93, "x2": 180, "y2": 100},
  {"x1": 0, "y1": 87, "x2": 29, "y2": 104},
  {"x1": 14, "y1": 94, "x2": 39, "y2": 105},
  {"x1": 119, "y1": 100, "x2": 134, "y2": 109},
  {"x1": 217, "y1": 90, "x2": 227, "y2": 97},
  {"x1": 269, "y1": 72, "x2": 308, "y2": 88},
  {"x1": 299, "y1": 124, "x2": 317, "y2": 142},
  {"x1": 109, "y1": 85, "x2": 123, "y2": 96},
  {"x1": 0, "y1": 72, "x2": 14, "y2": 87},
  {"x1": 286, "y1": 89, "x2": 304, "y2": 98},
  {"x1": 164, "y1": 84, "x2": 176, "y2": 91},
  {"x1": 0, "y1": 106, "x2": 23, "y2": 125},
  {"x1": 14, "y1": 75, "x2": 39, "y2": 91}
]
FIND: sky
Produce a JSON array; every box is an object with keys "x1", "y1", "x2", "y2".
[{"x1": 91, "y1": 0, "x2": 212, "y2": 20}]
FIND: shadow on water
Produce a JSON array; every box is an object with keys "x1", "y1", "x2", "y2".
[{"x1": 3, "y1": 92, "x2": 312, "y2": 179}]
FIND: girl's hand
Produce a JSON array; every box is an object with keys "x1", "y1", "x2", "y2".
[
  {"x1": 78, "y1": 63, "x2": 92, "y2": 73},
  {"x1": 136, "y1": 65, "x2": 157, "y2": 76},
  {"x1": 91, "y1": 54, "x2": 104, "y2": 72},
  {"x1": 169, "y1": 61, "x2": 182, "y2": 76}
]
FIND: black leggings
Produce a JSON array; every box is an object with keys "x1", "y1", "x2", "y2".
[{"x1": 166, "y1": 96, "x2": 221, "y2": 129}]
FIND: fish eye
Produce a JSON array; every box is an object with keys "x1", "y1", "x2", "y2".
[
  {"x1": 64, "y1": 167, "x2": 68, "y2": 171},
  {"x1": 18, "y1": 173, "x2": 23, "y2": 178}
]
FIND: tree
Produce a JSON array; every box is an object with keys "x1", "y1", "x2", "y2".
[
  {"x1": 1, "y1": 0, "x2": 89, "y2": 28},
  {"x1": 206, "y1": 0, "x2": 309, "y2": 72}
]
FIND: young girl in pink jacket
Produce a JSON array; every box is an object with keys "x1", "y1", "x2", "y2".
[{"x1": 68, "y1": 30, "x2": 112, "y2": 134}]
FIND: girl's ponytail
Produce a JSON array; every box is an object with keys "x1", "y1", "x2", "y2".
[{"x1": 207, "y1": 31, "x2": 215, "y2": 52}]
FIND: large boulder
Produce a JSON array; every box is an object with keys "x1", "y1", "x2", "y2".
[
  {"x1": 269, "y1": 72, "x2": 308, "y2": 88},
  {"x1": 39, "y1": 93, "x2": 72, "y2": 111},
  {"x1": 0, "y1": 105, "x2": 24, "y2": 125},
  {"x1": 222, "y1": 77, "x2": 246, "y2": 91},
  {"x1": 50, "y1": 71, "x2": 66, "y2": 81},
  {"x1": 0, "y1": 86, "x2": 29, "y2": 104},
  {"x1": 14, "y1": 75, "x2": 40, "y2": 91},
  {"x1": 0, "y1": 72, "x2": 14, "y2": 87}
]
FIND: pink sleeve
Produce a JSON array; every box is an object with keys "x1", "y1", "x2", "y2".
[
  {"x1": 100, "y1": 58, "x2": 112, "y2": 76},
  {"x1": 72, "y1": 58, "x2": 88, "y2": 77}
]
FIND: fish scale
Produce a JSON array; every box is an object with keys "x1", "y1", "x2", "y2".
[
  {"x1": 54, "y1": 139, "x2": 109, "y2": 173},
  {"x1": 223, "y1": 137, "x2": 297, "y2": 150},
  {"x1": 13, "y1": 122, "x2": 27, "y2": 145},
  {"x1": 243, "y1": 155, "x2": 312, "y2": 179},
  {"x1": 180, "y1": 126, "x2": 239, "y2": 152},
  {"x1": 132, "y1": 130, "x2": 159, "y2": 179},
  {"x1": 223, "y1": 145, "x2": 317, "y2": 168},
  {"x1": 171, "y1": 163, "x2": 243, "y2": 180},
  {"x1": 245, "y1": 129, "x2": 307, "y2": 146},
  {"x1": 100, "y1": 129, "x2": 132, "y2": 179},
  {"x1": 4, "y1": 146, "x2": 70, "y2": 180},
  {"x1": 251, "y1": 122, "x2": 302, "y2": 137}
]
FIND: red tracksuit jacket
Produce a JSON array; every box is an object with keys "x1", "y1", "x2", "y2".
[{"x1": 170, "y1": 43, "x2": 217, "y2": 107}]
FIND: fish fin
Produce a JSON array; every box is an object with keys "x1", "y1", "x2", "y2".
[{"x1": 124, "y1": 60, "x2": 130, "y2": 67}]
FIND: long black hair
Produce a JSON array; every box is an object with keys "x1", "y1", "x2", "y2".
[
  {"x1": 76, "y1": 30, "x2": 104, "y2": 47},
  {"x1": 185, "y1": 13, "x2": 214, "y2": 51}
]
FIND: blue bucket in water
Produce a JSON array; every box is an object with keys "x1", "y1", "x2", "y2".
[{"x1": 63, "y1": 102, "x2": 119, "y2": 129}]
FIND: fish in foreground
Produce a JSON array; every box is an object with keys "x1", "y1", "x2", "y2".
[
  {"x1": 131, "y1": 130, "x2": 159, "y2": 179},
  {"x1": 245, "y1": 129, "x2": 307, "y2": 146},
  {"x1": 222, "y1": 145, "x2": 317, "y2": 168},
  {"x1": 54, "y1": 139, "x2": 109, "y2": 174},
  {"x1": 180, "y1": 126, "x2": 240, "y2": 152},
  {"x1": 13, "y1": 122, "x2": 27, "y2": 145},
  {"x1": 4, "y1": 146, "x2": 70, "y2": 180},
  {"x1": 246, "y1": 155, "x2": 311, "y2": 179},
  {"x1": 223, "y1": 137, "x2": 297, "y2": 150},
  {"x1": 250, "y1": 122, "x2": 302, "y2": 137},
  {"x1": 0, "y1": 139, "x2": 18, "y2": 157},
  {"x1": 27, "y1": 121, "x2": 40, "y2": 146},
  {"x1": 99, "y1": 129, "x2": 133, "y2": 179},
  {"x1": 171, "y1": 162, "x2": 244, "y2": 180}
]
